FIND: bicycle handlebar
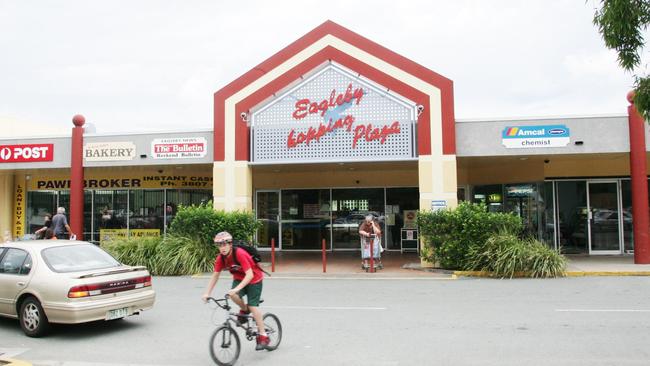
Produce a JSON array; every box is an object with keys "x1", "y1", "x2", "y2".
[{"x1": 207, "y1": 295, "x2": 232, "y2": 311}]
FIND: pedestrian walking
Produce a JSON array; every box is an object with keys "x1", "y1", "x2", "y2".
[{"x1": 52, "y1": 207, "x2": 75, "y2": 240}]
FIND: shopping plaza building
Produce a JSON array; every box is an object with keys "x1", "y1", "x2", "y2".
[{"x1": 1, "y1": 21, "x2": 649, "y2": 258}]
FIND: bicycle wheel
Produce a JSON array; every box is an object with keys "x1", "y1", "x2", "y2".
[
  {"x1": 263, "y1": 313, "x2": 282, "y2": 351},
  {"x1": 209, "y1": 325, "x2": 240, "y2": 366}
]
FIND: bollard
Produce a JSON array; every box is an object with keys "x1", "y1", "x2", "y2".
[
  {"x1": 369, "y1": 235, "x2": 375, "y2": 273},
  {"x1": 271, "y1": 238, "x2": 276, "y2": 273},
  {"x1": 322, "y1": 238, "x2": 327, "y2": 273}
]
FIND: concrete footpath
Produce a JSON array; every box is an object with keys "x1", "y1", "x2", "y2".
[{"x1": 248, "y1": 251, "x2": 650, "y2": 278}]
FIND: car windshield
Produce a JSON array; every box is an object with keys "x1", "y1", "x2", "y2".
[{"x1": 42, "y1": 244, "x2": 121, "y2": 273}]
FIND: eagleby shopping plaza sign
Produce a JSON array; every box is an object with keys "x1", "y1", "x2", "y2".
[{"x1": 250, "y1": 63, "x2": 418, "y2": 164}]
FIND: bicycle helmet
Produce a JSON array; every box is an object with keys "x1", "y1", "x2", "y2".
[{"x1": 214, "y1": 231, "x2": 233, "y2": 245}]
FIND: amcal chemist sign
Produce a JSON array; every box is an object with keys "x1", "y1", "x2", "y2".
[{"x1": 502, "y1": 125, "x2": 570, "y2": 148}]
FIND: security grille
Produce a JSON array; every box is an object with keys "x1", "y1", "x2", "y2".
[{"x1": 251, "y1": 63, "x2": 417, "y2": 164}]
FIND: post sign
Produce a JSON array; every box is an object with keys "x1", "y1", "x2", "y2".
[
  {"x1": 151, "y1": 137, "x2": 207, "y2": 159},
  {"x1": 0, "y1": 144, "x2": 53, "y2": 163},
  {"x1": 251, "y1": 63, "x2": 417, "y2": 164},
  {"x1": 502, "y1": 125, "x2": 570, "y2": 148}
]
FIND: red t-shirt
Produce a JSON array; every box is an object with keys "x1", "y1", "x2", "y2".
[{"x1": 213, "y1": 247, "x2": 264, "y2": 284}]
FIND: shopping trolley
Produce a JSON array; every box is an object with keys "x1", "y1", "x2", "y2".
[{"x1": 361, "y1": 234, "x2": 383, "y2": 272}]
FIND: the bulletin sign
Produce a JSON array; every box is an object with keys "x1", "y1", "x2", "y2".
[
  {"x1": 100, "y1": 229, "x2": 160, "y2": 244},
  {"x1": 151, "y1": 137, "x2": 207, "y2": 159},
  {"x1": 30, "y1": 172, "x2": 213, "y2": 190}
]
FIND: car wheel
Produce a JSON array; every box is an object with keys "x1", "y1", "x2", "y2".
[{"x1": 19, "y1": 297, "x2": 50, "y2": 337}]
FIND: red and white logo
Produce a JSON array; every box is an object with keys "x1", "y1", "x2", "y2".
[{"x1": 0, "y1": 144, "x2": 54, "y2": 163}]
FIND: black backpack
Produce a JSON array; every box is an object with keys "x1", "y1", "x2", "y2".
[{"x1": 220, "y1": 240, "x2": 269, "y2": 275}]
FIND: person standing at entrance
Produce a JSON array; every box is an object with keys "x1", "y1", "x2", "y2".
[
  {"x1": 52, "y1": 207, "x2": 75, "y2": 240},
  {"x1": 359, "y1": 214, "x2": 383, "y2": 269}
]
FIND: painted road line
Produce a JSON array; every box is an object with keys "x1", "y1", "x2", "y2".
[
  {"x1": 263, "y1": 305, "x2": 387, "y2": 310},
  {"x1": 556, "y1": 309, "x2": 650, "y2": 312},
  {"x1": 191, "y1": 274, "x2": 456, "y2": 280}
]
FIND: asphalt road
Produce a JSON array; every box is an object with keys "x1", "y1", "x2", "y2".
[{"x1": 1, "y1": 275, "x2": 650, "y2": 366}]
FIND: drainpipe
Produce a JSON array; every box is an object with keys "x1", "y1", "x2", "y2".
[
  {"x1": 70, "y1": 115, "x2": 85, "y2": 240},
  {"x1": 627, "y1": 91, "x2": 650, "y2": 264}
]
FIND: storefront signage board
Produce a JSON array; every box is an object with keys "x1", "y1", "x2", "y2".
[
  {"x1": 30, "y1": 172, "x2": 213, "y2": 190},
  {"x1": 506, "y1": 184, "x2": 534, "y2": 197},
  {"x1": 403, "y1": 210, "x2": 418, "y2": 228},
  {"x1": 0, "y1": 143, "x2": 54, "y2": 163},
  {"x1": 84, "y1": 142, "x2": 136, "y2": 161},
  {"x1": 431, "y1": 200, "x2": 447, "y2": 211},
  {"x1": 502, "y1": 125, "x2": 570, "y2": 148},
  {"x1": 251, "y1": 63, "x2": 417, "y2": 164},
  {"x1": 151, "y1": 137, "x2": 207, "y2": 159},
  {"x1": 100, "y1": 228, "x2": 160, "y2": 244},
  {"x1": 13, "y1": 176, "x2": 26, "y2": 239}
]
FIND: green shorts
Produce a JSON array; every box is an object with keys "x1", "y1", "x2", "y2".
[{"x1": 231, "y1": 280, "x2": 263, "y2": 307}]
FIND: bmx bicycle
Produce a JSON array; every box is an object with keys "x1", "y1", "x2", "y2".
[{"x1": 206, "y1": 295, "x2": 282, "y2": 366}]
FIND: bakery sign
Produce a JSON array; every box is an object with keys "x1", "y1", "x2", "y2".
[
  {"x1": 84, "y1": 142, "x2": 136, "y2": 161},
  {"x1": 151, "y1": 137, "x2": 207, "y2": 159},
  {"x1": 251, "y1": 63, "x2": 417, "y2": 164}
]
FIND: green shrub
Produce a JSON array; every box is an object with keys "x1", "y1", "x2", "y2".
[
  {"x1": 417, "y1": 202, "x2": 523, "y2": 269},
  {"x1": 168, "y1": 202, "x2": 261, "y2": 245},
  {"x1": 155, "y1": 235, "x2": 216, "y2": 275},
  {"x1": 101, "y1": 236, "x2": 163, "y2": 274},
  {"x1": 466, "y1": 231, "x2": 567, "y2": 278},
  {"x1": 102, "y1": 204, "x2": 260, "y2": 276}
]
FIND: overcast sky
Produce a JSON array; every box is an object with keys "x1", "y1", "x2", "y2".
[{"x1": 0, "y1": 0, "x2": 643, "y2": 137}]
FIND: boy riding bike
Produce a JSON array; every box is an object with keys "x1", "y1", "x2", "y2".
[{"x1": 202, "y1": 231, "x2": 269, "y2": 350}]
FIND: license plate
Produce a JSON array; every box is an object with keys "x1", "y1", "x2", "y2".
[{"x1": 106, "y1": 307, "x2": 129, "y2": 320}]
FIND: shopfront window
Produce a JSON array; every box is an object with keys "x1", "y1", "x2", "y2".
[
  {"x1": 472, "y1": 182, "x2": 544, "y2": 240},
  {"x1": 621, "y1": 180, "x2": 636, "y2": 253},
  {"x1": 385, "y1": 188, "x2": 419, "y2": 250},
  {"x1": 472, "y1": 185, "x2": 503, "y2": 212},
  {"x1": 94, "y1": 190, "x2": 129, "y2": 243},
  {"x1": 26, "y1": 191, "x2": 57, "y2": 234},
  {"x1": 542, "y1": 182, "x2": 555, "y2": 248},
  {"x1": 130, "y1": 190, "x2": 164, "y2": 233},
  {"x1": 27, "y1": 188, "x2": 212, "y2": 244},
  {"x1": 165, "y1": 189, "x2": 213, "y2": 232},
  {"x1": 504, "y1": 183, "x2": 541, "y2": 238},
  {"x1": 331, "y1": 188, "x2": 384, "y2": 250},
  {"x1": 556, "y1": 181, "x2": 588, "y2": 254},
  {"x1": 281, "y1": 189, "x2": 330, "y2": 250}
]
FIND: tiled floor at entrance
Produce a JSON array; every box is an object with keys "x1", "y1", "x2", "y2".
[{"x1": 257, "y1": 251, "x2": 444, "y2": 276}]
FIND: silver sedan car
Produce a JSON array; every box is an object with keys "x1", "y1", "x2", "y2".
[{"x1": 0, "y1": 240, "x2": 155, "y2": 337}]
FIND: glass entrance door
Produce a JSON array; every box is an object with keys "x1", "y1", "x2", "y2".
[
  {"x1": 587, "y1": 181, "x2": 622, "y2": 254},
  {"x1": 256, "y1": 191, "x2": 280, "y2": 249}
]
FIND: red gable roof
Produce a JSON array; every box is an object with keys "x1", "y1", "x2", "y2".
[{"x1": 214, "y1": 20, "x2": 455, "y2": 161}]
